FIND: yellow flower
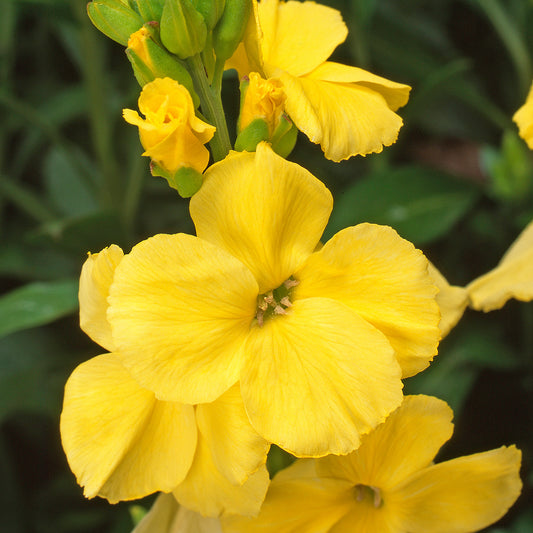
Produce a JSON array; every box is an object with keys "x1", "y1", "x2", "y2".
[
  {"x1": 224, "y1": 395, "x2": 522, "y2": 533},
  {"x1": 100, "y1": 143, "x2": 439, "y2": 458},
  {"x1": 61, "y1": 246, "x2": 269, "y2": 516},
  {"x1": 132, "y1": 493, "x2": 223, "y2": 533},
  {"x1": 229, "y1": 0, "x2": 411, "y2": 161},
  {"x1": 239, "y1": 72, "x2": 286, "y2": 135},
  {"x1": 513, "y1": 82, "x2": 533, "y2": 149},
  {"x1": 123, "y1": 77, "x2": 215, "y2": 174},
  {"x1": 467, "y1": 219, "x2": 533, "y2": 311}
]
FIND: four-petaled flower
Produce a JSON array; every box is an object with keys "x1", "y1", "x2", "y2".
[{"x1": 96, "y1": 142, "x2": 439, "y2": 458}]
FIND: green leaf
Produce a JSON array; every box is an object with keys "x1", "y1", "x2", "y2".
[
  {"x1": 326, "y1": 166, "x2": 479, "y2": 245},
  {"x1": 43, "y1": 147, "x2": 99, "y2": 217},
  {"x1": 0, "y1": 280, "x2": 78, "y2": 339},
  {"x1": 405, "y1": 324, "x2": 518, "y2": 414},
  {"x1": 31, "y1": 210, "x2": 129, "y2": 255}
]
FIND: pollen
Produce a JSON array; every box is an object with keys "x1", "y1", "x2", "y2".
[{"x1": 255, "y1": 277, "x2": 299, "y2": 326}]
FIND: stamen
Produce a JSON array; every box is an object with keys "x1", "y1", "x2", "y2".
[
  {"x1": 355, "y1": 485, "x2": 364, "y2": 502},
  {"x1": 273, "y1": 305, "x2": 287, "y2": 315},
  {"x1": 283, "y1": 279, "x2": 299, "y2": 289},
  {"x1": 279, "y1": 296, "x2": 292, "y2": 307},
  {"x1": 370, "y1": 486, "x2": 382, "y2": 508}
]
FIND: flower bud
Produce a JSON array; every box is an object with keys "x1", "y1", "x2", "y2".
[
  {"x1": 87, "y1": 0, "x2": 144, "y2": 46},
  {"x1": 126, "y1": 26, "x2": 199, "y2": 106},
  {"x1": 212, "y1": 0, "x2": 251, "y2": 61},
  {"x1": 194, "y1": 0, "x2": 225, "y2": 31},
  {"x1": 160, "y1": 0, "x2": 207, "y2": 59},
  {"x1": 235, "y1": 72, "x2": 293, "y2": 154},
  {"x1": 123, "y1": 78, "x2": 216, "y2": 180},
  {"x1": 132, "y1": 0, "x2": 165, "y2": 22}
]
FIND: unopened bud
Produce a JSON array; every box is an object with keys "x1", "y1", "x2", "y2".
[
  {"x1": 212, "y1": 0, "x2": 251, "y2": 61},
  {"x1": 87, "y1": 0, "x2": 144, "y2": 46},
  {"x1": 132, "y1": 0, "x2": 165, "y2": 22},
  {"x1": 160, "y1": 0, "x2": 207, "y2": 59},
  {"x1": 194, "y1": 0, "x2": 225, "y2": 31}
]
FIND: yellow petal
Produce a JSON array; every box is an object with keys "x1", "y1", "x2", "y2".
[
  {"x1": 428, "y1": 262, "x2": 468, "y2": 337},
  {"x1": 316, "y1": 395, "x2": 454, "y2": 491},
  {"x1": 328, "y1": 505, "x2": 401, "y2": 533},
  {"x1": 392, "y1": 446, "x2": 522, "y2": 533},
  {"x1": 190, "y1": 143, "x2": 333, "y2": 293},
  {"x1": 133, "y1": 493, "x2": 223, "y2": 533},
  {"x1": 173, "y1": 435, "x2": 270, "y2": 518},
  {"x1": 295, "y1": 224, "x2": 440, "y2": 378},
  {"x1": 196, "y1": 384, "x2": 269, "y2": 486},
  {"x1": 280, "y1": 72, "x2": 405, "y2": 161},
  {"x1": 240, "y1": 297, "x2": 403, "y2": 457},
  {"x1": 258, "y1": 0, "x2": 347, "y2": 77},
  {"x1": 223, "y1": 459, "x2": 353, "y2": 533},
  {"x1": 307, "y1": 61, "x2": 411, "y2": 111},
  {"x1": 513, "y1": 83, "x2": 533, "y2": 149},
  {"x1": 141, "y1": 122, "x2": 211, "y2": 173},
  {"x1": 79, "y1": 244, "x2": 123, "y2": 352},
  {"x1": 60, "y1": 353, "x2": 197, "y2": 503},
  {"x1": 467, "y1": 220, "x2": 533, "y2": 311},
  {"x1": 108, "y1": 233, "x2": 257, "y2": 404}
]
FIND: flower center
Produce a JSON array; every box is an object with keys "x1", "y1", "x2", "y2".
[
  {"x1": 255, "y1": 277, "x2": 299, "y2": 327},
  {"x1": 354, "y1": 484, "x2": 383, "y2": 508}
]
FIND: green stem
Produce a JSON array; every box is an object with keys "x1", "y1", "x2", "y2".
[
  {"x1": 477, "y1": 0, "x2": 531, "y2": 96},
  {"x1": 187, "y1": 54, "x2": 232, "y2": 161}
]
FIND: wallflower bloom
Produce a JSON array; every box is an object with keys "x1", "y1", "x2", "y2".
[
  {"x1": 123, "y1": 77, "x2": 215, "y2": 174},
  {"x1": 60, "y1": 246, "x2": 269, "y2": 517},
  {"x1": 468, "y1": 219, "x2": 533, "y2": 311},
  {"x1": 229, "y1": 0, "x2": 411, "y2": 161},
  {"x1": 102, "y1": 143, "x2": 440, "y2": 457},
  {"x1": 513, "y1": 82, "x2": 533, "y2": 149},
  {"x1": 224, "y1": 395, "x2": 522, "y2": 533}
]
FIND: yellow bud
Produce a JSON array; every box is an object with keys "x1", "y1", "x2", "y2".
[
  {"x1": 123, "y1": 78, "x2": 216, "y2": 175},
  {"x1": 238, "y1": 72, "x2": 286, "y2": 137}
]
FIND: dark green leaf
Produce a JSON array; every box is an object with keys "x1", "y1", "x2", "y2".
[
  {"x1": 326, "y1": 166, "x2": 479, "y2": 245},
  {"x1": 0, "y1": 279, "x2": 78, "y2": 339}
]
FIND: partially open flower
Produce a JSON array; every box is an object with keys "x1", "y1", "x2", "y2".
[{"x1": 123, "y1": 77, "x2": 215, "y2": 174}]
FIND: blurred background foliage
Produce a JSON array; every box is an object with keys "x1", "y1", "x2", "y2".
[{"x1": 0, "y1": 0, "x2": 532, "y2": 531}]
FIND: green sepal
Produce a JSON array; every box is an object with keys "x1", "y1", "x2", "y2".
[
  {"x1": 160, "y1": 0, "x2": 207, "y2": 59},
  {"x1": 194, "y1": 0, "x2": 225, "y2": 31},
  {"x1": 152, "y1": 163, "x2": 203, "y2": 197},
  {"x1": 235, "y1": 118, "x2": 269, "y2": 152},
  {"x1": 87, "y1": 0, "x2": 144, "y2": 46},
  {"x1": 271, "y1": 114, "x2": 298, "y2": 158},
  {"x1": 126, "y1": 48, "x2": 156, "y2": 86},
  {"x1": 127, "y1": 27, "x2": 199, "y2": 106},
  {"x1": 212, "y1": 0, "x2": 251, "y2": 61},
  {"x1": 132, "y1": 0, "x2": 165, "y2": 22}
]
